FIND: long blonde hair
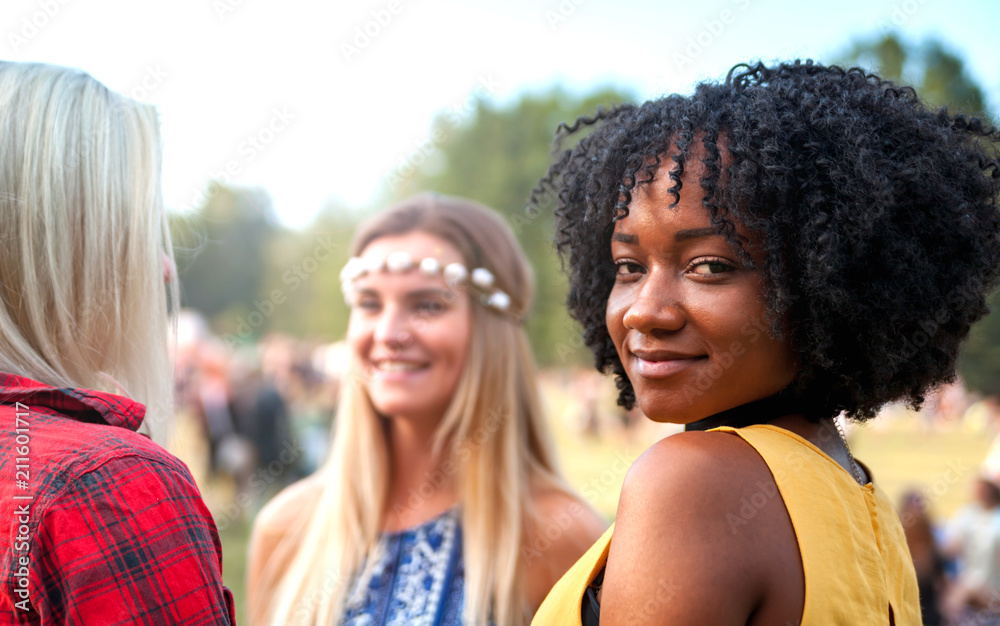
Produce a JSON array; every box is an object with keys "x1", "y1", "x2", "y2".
[
  {"x1": 257, "y1": 193, "x2": 572, "y2": 625},
  {"x1": 0, "y1": 62, "x2": 177, "y2": 441}
]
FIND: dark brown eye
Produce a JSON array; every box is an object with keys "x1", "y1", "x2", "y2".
[
  {"x1": 615, "y1": 261, "x2": 644, "y2": 275},
  {"x1": 688, "y1": 258, "x2": 734, "y2": 275},
  {"x1": 416, "y1": 300, "x2": 446, "y2": 314}
]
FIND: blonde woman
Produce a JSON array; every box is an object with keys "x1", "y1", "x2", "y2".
[
  {"x1": 0, "y1": 62, "x2": 234, "y2": 622},
  {"x1": 248, "y1": 194, "x2": 606, "y2": 625}
]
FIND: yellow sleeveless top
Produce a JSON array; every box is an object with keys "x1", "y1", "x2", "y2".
[{"x1": 531, "y1": 424, "x2": 921, "y2": 625}]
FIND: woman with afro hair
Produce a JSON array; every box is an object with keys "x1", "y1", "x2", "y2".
[{"x1": 529, "y1": 60, "x2": 1000, "y2": 625}]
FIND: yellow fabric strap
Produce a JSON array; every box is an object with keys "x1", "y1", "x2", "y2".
[{"x1": 531, "y1": 524, "x2": 613, "y2": 625}]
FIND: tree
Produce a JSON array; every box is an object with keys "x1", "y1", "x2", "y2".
[
  {"x1": 254, "y1": 204, "x2": 358, "y2": 342},
  {"x1": 170, "y1": 184, "x2": 280, "y2": 338},
  {"x1": 844, "y1": 33, "x2": 998, "y2": 396},
  {"x1": 844, "y1": 33, "x2": 986, "y2": 115},
  {"x1": 960, "y1": 292, "x2": 1000, "y2": 397},
  {"x1": 390, "y1": 86, "x2": 635, "y2": 364}
]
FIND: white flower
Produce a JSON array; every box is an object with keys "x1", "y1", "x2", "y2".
[
  {"x1": 363, "y1": 255, "x2": 386, "y2": 273},
  {"x1": 340, "y1": 257, "x2": 366, "y2": 282},
  {"x1": 488, "y1": 291, "x2": 511, "y2": 311},
  {"x1": 419, "y1": 257, "x2": 441, "y2": 275},
  {"x1": 443, "y1": 262, "x2": 468, "y2": 285},
  {"x1": 471, "y1": 268, "x2": 495, "y2": 289},
  {"x1": 386, "y1": 251, "x2": 414, "y2": 273}
]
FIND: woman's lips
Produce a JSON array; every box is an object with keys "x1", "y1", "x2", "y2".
[
  {"x1": 632, "y1": 355, "x2": 705, "y2": 378},
  {"x1": 370, "y1": 359, "x2": 430, "y2": 382}
]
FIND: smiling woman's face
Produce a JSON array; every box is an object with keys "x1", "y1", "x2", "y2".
[
  {"x1": 606, "y1": 160, "x2": 797, "y2": 424},
  {"x1": 347, "y1": 231, "x2": 472, "y2": 425}
]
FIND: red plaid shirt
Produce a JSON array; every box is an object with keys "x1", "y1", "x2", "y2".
[{"x1": 0, "y1": 373, "x2": 236, "y2": 624}]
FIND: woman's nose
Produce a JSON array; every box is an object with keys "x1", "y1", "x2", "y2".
[
  {"x1": 621, "y1": 274, "x2": 686, "y2": 335},
  {"x1": 373, "y1": 306, "x2": 413, "y2": 349}
]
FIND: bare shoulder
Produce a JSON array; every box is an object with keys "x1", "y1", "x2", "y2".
[
  {"x1": 611, "y1": 430, "x2": 772, "y2": 572},
  {"x1": 247, "y1": 474, "x2": 325, "y2": 602},
  {"x1": 621, "y1": 429, "x2": 765, "y2": 504},
  {"x1": 529, "y1": 488, "x2": 609, "y2": 551},
  {"x1": 252, "y1": 474, "x2": 324, "y2": 539},
  {"x1": 600, "y1": 430, "x2": 801, "y2": 625},
  {"x1": 523, "y1": 488, "x2": 609, "y2": 610},
  {"x1": 614, "y1": 430, "x2": 771, "y2": 540}
]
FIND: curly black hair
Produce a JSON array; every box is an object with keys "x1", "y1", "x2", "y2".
[{"x1": 531, "y1": 60, "x2": 1000, "y2": 421}]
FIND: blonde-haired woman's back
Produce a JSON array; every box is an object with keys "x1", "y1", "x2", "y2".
[{"x1": 0, "y1": 61, "x2": 235, "y2": 623}]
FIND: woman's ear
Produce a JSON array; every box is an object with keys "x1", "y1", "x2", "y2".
[{"x1": 163, "y1": 251, "x2": 174, "y2": 283}]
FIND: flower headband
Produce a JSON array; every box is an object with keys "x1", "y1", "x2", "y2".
[{"x1": 340, "y1": 251, "x2": 515, "y2": 316}]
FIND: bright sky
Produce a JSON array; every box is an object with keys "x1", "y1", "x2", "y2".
[{"x1": 5, "y1": 0, "x2": 998, "y2": 229}]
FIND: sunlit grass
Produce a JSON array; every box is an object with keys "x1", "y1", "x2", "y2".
[
  {"x1": 219, "y1": 518, "x2": 250, "y2": 626},
  {"x1": 851, "y1": 415, "x2": 992, "y2": 521}
]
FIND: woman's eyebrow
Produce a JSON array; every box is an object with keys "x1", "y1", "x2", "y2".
[
  {"x1": 612, "y1": 228, "x2": 722, "y2": 244},
  {"x1": 674, "y1": 227, "x2": 721, "y2": 241},
  {"x1": 404, "y1": 288, "x2": 452, "y2": 299},
  {"x1": 355, "y1": 287, "x2": 451, "y2": 298},
  {"x1": 611, "y1": 233, "x2": 637, "y2": 243}
]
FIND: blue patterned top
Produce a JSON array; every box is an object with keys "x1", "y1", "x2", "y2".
[{"x1": 343, "y1": 507, "x2": 465, "y2": 625}]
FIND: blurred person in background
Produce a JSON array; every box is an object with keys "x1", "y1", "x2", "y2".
[
  {"x1": 291, "y1": 339, "x2": 346, "y2": 475},
  {"x1": 942, "y1": 474, "x2": 1000, "y2": 624},
  {"x1": 230, "y1": 352, "x2": 290, "y2": 475},
  {"x1": 248, "y1": 194, "x2": 606, "y2": 625},
  {"x1": 0, "y1": 62, "x2": 234, "y2": 622},
  {"x1": 195, "y1": 342, "x2": 246, "y2": 477},
  {"x1": 229, "y1": 347, "x2": 295, "y2": 500},
  {"x1": 529, "y1": 60, "x2": 1000, "y2": 624},
  {"x1": 899, "y1": 491, "x2": 945, "y2": 625}
]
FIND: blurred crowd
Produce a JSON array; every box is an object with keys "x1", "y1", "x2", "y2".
[
  {"x1": 169, "y1": 310, "x2": 343, "y2": 522},
  {"x1": 858, "y1": 381, "x2": 1000, "y2": 440},
  {"x1": 902, "y1": 471, "x2": 1000, "y2": 625},
  {"x1": 891, "y1": 384, "x2": 1000, "y2": 625}
]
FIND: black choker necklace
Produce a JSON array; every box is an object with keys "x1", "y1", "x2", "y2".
[{"x1": 684, "y1": 389, "x2": 813, "y2": 431}]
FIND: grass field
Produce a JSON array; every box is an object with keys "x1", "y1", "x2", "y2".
[
  {"x1": 851, "y1": 418, "x2": 992, "y2": 522},
  {"x1": 217, "y1": 385, "x2": 995, "y2": 624},
  {"x1": 220, "y1": 518, "x2": 251, "y2": 624}
]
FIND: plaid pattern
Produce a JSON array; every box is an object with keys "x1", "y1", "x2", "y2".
[{"x1": 0, "y1": 373, "x2": 236, "y2": 624}]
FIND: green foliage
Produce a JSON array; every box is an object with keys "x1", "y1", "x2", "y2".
[
  {"x1": 255, "y1": 206, "x2": 357, "y2": 341},
  {"x1": 959, "y1": 292, "x2": 1000, "y2": 397},
  {"x1": 392, "y1": 86, "x2": 635, "y2": 365},
  {"x1": 171, "y1": 184, "x2": 277, "y2": 320},
  {"x1": 844, "y1": 33, "x2": 998, "y2": 396},
  {"x1": 171, "y1": 187, "x2": 356, "y2": 346},
  {"x1": 843, "y1": 33, "x2": 986, "y2": 115}
]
